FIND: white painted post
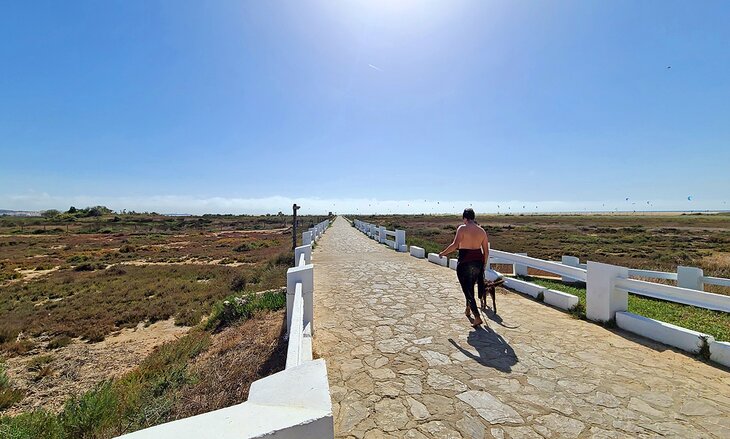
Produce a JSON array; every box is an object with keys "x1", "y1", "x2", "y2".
[
  {"x1": 395, "y1": 230, "x2": 406, "y2": 251},
  {"x1": 586, "y1": 261, "x2": 629, "y2": 323},
  {"x1": 514, "y1": 253, "x2": 528, "y2": 277},
  {"x1": 561, "y1": 255, "x2": 581, "y2": 283},
  {"x1": 287, "y1": 264, "x2": 314, "y2": 335},
  {"x1": 379, "y1": 226, "x2": 387, "y2": 244},
  {"x1": 295, "y1": 244, "x2": 312, "y2": 266},
  {"x1": 677, "y1": 266, "x2": 704, "y2": 291},
  {"x1": 302, "y1": 231, "x2": 313, "y2": 246}
]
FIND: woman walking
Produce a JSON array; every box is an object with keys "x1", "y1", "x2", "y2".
[{"x1": 439, "y1": 208, "x2": 489, "y2": 327}]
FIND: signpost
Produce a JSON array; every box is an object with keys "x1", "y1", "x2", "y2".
[{"x1": 292, "y1": 203, "x2": 300, "y2": 251}]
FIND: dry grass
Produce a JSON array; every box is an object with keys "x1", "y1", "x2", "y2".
[
  {"x1": 0, "y1": 213, "x2": 327, "y2": 357},
  {"x1": 168, "y1": 310, "x2": 287, "y2": 419}
]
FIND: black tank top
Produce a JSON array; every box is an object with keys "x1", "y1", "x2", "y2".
[{"x1": 458, "y1": 248, "x2": 484, "y2": 264}]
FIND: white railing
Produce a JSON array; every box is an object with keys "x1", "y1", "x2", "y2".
[
  {"x1": 489, "y1": 249, "x2": 588, "y2": 282},
  {"x1": 117, "y1": 230, "x2": 334, "y2": 438},
  {"x1": 554, "y1": 255, "x2": 730, "y2": 291},
  {"x1": 485, "y1": 249, "x2": 730, "y2": 313},
  {"x1": 302, "y1": 219, "x2": 330, "y2": 246},
  {"x1": 353, "y1": 219, "x2": 406, "y2": 251}
]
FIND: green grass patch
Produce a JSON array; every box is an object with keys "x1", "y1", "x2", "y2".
[
  {"x1": 206, "y1": 290, "x2": 286, "y2": 331},
  {"x1": 521, "y1": 276, "x2": 730, "y2": 342},
  {"x1": 406, "y1": 236, "x2": 442, "y2": 256},
  {"x1": 0, "y1": 364, "x2": 24, "y2": 411}
]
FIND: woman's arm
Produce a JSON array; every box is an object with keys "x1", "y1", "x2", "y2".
[
  {"x1": 481, "y1": 232, "x2": 490, "y2": 269},
  {"x1": 439, "y1": 227, "x2": 462, "y2": 258}
]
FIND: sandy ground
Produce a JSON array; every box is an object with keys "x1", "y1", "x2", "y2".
[{"x1": 2, "y1": 319, "x2": 189, "y2": 415}]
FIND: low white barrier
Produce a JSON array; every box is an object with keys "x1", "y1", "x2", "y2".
[
  {"x1": 615, "y1": 312, "x2": 709, "y2": 354},
  {"x1": 543, "y1": 289, "x2": 580, "y2": 310},
  {"x1": 427, "y1": 253, "x2": 448, "y2": 266},
  {"x1": 709, "y1": 341, "x2": 730, "y2": 368},
  {"x1": 410, "y1": 246, "x2": 425, "y2": 259},
  {"x1": 118, "y1": 235, "x2": 333, "y2": 438}
]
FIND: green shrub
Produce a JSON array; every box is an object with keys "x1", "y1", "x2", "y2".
[
  {"x1": 229, "y1": 275, "x2": 247, "y2": 292},
  {"x1": 271, "y1": 252, "x2": 292, "y2": 267},
  {"x1": 0, "y1": 410, "x2": 62, "y2": 439},
  {"x1": 174, "y1": 309, "x2": 202, "y2": 327},
  {"x1": 1, "y1": 340, "x2": 35, "y2": 356},
  {"x1": 0, "y1": 328, "x2": 18, "y2": 344},
  {"x1": 0, "y1": 364, "x2": 24, "y2": 410},
  {"x1": 60, "y1": 382, "x2": 118, "y2": 438},
  {"x1": 119, "y1": 244, "x2": 136, "y2": 253},
  {"x1": 47, "y1": 336, "x2": 72, "y2": 350},
  {"x1": 27, "y1": 355, "x2": 54, "y2": 372},
  {"x1": 206, "y1": 290, "x2": 285, "y2": 331},
  {"x1": 65, "y1": 255, "x2": 89, "y2": 264},
  {"x1": 81, "y1": 328, "x2": 105, "y2": 343}
]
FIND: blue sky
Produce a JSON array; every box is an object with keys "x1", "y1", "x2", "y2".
[{"x1": 1, "y1": 0, "x2": 728, "y2": 214}]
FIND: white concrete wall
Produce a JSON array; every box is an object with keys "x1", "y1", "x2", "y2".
[
  {"x1": 586, "y1": 262, "x2": 628, "y2": 323},
  {"x1": 615, "y1": 312, "x2": 712, "y2": 354},
  {"x1": 116, "y1": 360, "x2": 333, "y2": 439},
  {"x1": 709, "y1": 340, "x2": 730, "y2": 368},
  {"x1": 514, "y1": 253, "x2": 528, "y2": 276},
  {"x1": 295, "y1": 245, "x2": 312, "y2": 266},
  {"x1": 410, "y1": 246, "x2": 425, "y2": 259},
  {"x1": 677, "y1": 265, "x2": 704, "y2": 290},
  {"x1": 543, "y1": 289, "x2": 579, "y2": 311},
  {"x1": 503, "y1": 277, "x2": 546, "y2": 299},
  {"x1": 561, "y1": 255, "x2": 581, "y2": 283},
  {"x1": 302, "y1": 231, "x2": 312, "y2": 246},
  {"x1": 287, "y1": 264, "x2": 314, "y2": 335},
  {"x1": 427, "y1": 253, "x2": 448, "y2": 266}
]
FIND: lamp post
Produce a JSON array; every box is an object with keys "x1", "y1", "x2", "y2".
[{"x1": 292, "y1": 203, "x2": 300, "y2": 251}]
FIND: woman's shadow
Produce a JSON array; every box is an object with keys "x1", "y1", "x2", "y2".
[{"x1": 448, "y1": 325, "x2": 518, "y2": 373}]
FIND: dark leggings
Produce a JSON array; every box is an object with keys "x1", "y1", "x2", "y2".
[{"x1": 457, "y1": 260, "x2": 483, "y2": 317}]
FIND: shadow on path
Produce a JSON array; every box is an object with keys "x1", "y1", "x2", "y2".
[
  {"x1": 480, "y1": 305, "x2": 520, "y2": 330},
  {"x1": 449, "y1": 326, "x2": 518, "y2": 373}
]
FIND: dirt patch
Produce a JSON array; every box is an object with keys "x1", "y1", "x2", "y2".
[
  {"x1": 167, "y1": 310, "x2": 287, "y2": 420},
  {"x1": 1, "y1": 266, "x2": 61, "y2": 287},
  {"x1": 2, "y1": 319, "x2": 189, "y2": 415},
  {"x1": 118, "y1": 259, "x2": 251, "y2": 267},
  {"x1": 215, "y1": 227, "x2": 290, "y2": 237}
]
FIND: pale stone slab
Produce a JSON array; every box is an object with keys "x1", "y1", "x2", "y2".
[{"x1": 456, "y1": 390, "x2": 523, "y2": 424}]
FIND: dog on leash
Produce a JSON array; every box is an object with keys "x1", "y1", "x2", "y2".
[{"x1": 479, "y1": 268, "x2": 504, "y2": 313}]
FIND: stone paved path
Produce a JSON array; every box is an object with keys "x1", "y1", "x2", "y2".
[{"x1": 313, "y1": 217, "x2": 730, "y2": 439}]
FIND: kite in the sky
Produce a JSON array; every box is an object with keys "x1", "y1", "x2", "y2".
[{"x1": 687, "y1": 196, "x2": 693, "y2": 201}]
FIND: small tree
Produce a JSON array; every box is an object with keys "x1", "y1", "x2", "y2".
[{"x1": 42, "y1": 209, "x2": 60, "y2": 218}]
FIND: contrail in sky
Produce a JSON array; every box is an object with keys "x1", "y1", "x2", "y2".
[{"x1": 368, "y1": 64, "x2": 383, "y2": 72}]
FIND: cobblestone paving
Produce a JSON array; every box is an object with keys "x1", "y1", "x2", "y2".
[{"x1": 313, "y1": 217, "x2": 730, "y2": 439}]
